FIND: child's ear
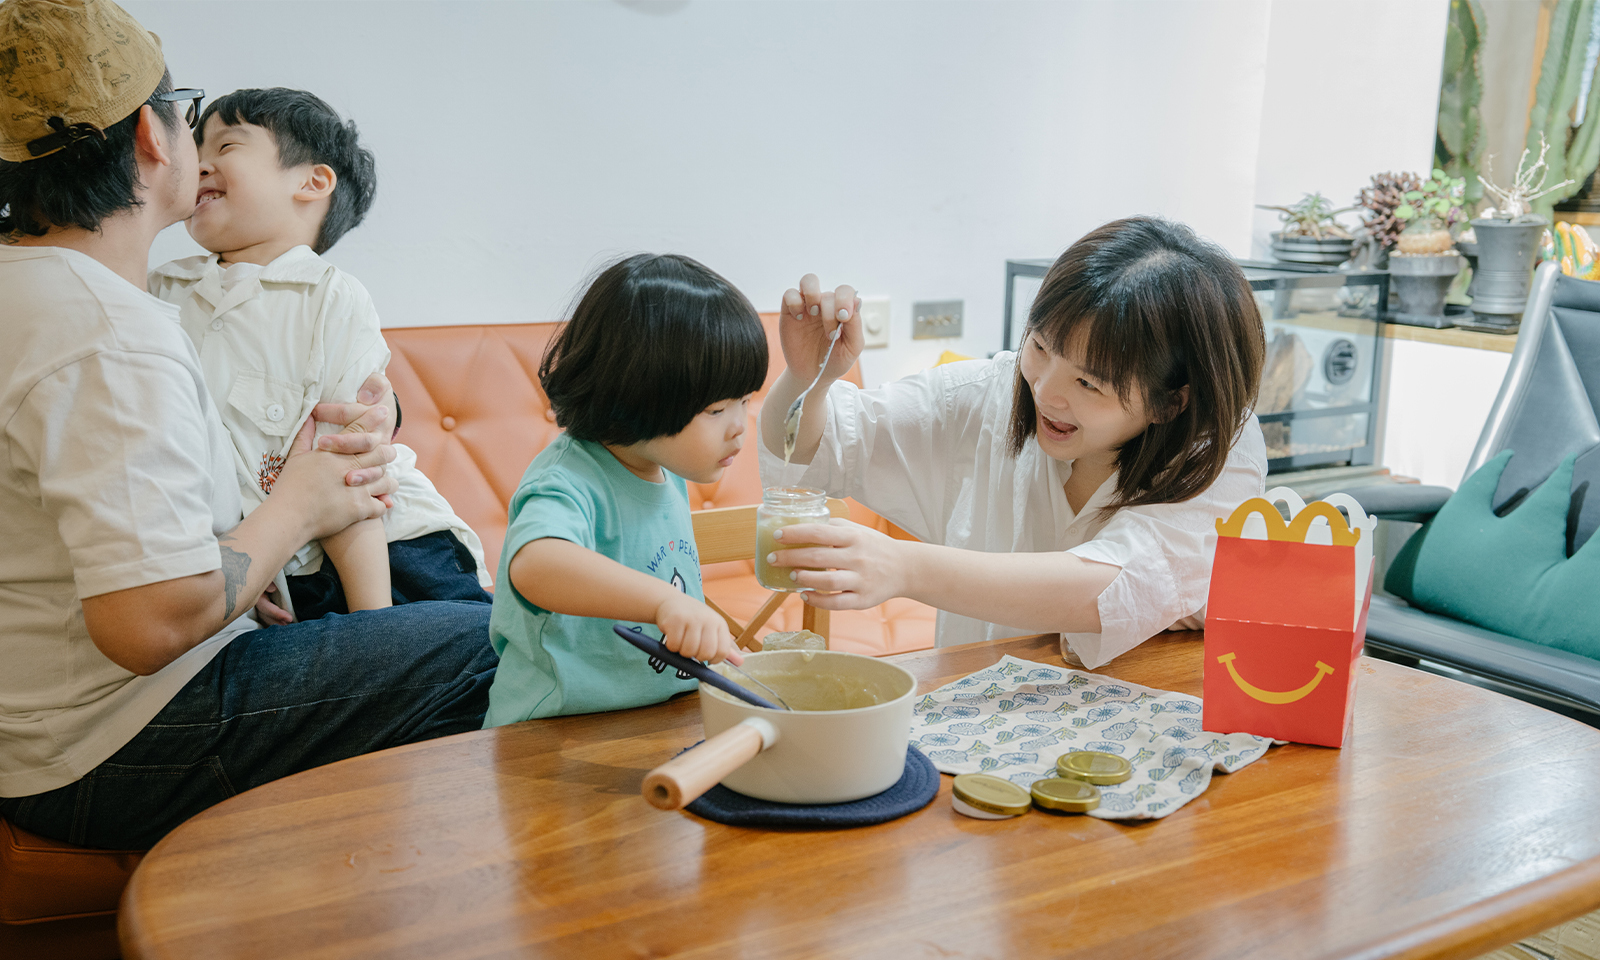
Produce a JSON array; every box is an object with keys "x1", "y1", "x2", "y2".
[
  {"x1": 295, "y1": 164, "x2": 338, "y2": 202},
  {"x1": 1155, "y1": 384, "x2": 1190, "y2": 424}
]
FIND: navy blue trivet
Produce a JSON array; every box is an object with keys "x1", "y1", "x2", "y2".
[{"x1": 680, "y1": 745, "x2": 939, "y2": 828}]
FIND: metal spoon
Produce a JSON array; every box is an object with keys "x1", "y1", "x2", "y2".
[
  {"x1": 782, "y1": 325, "x2": 841, "y2": 463},
  {"x1": 720, "y1": 663, "x2": 794, "y2": 711}
]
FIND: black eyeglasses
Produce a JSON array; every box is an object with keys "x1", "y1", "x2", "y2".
[{"x1": 150, "y1": 88, "x2": 206, "y2": 130}]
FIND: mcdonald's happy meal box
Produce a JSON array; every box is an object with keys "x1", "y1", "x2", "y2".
[{"x1": 1203, "y1": 489, "x2": 1376, "y2": 748}]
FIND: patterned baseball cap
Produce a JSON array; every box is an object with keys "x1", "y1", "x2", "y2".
[{"x1": 0, "y1": 0, "x2": 164, "y2": 162}]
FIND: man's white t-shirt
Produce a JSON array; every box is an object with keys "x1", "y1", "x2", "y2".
[
  {"x1": 0, "y1": 246, "x2": 255, "y2": 798},
  {"x1": 760, "y1": 353, "x2": 1268, "y2": 668}
]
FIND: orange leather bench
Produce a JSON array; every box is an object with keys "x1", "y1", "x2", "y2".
[{"x1": 0, "y1": 315, "x2": 935, "y2": 960}]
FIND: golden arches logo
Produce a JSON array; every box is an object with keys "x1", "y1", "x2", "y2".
[
  {"x1": 1215, "y1": 653, "x2": 1335, "y2": 704},
  {"x1": 1214, "y1": 498, "x2": 1362, "y2": 546}
]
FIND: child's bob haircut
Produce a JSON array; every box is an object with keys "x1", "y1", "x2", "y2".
[
  {"x1": 1009, "y1": 216, "x2": 1265, "y2": 512},
  {"x1": 540, "y1": 254, "x2": 767, "y2": 446},
  {"x1": 196, "y1": 88, "x2": 376, "y2": 255}
]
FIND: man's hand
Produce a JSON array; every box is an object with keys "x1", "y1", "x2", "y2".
[
  {"x1": 314, "y1": 372, "x2": 396, "y2": 442},
  {"x1": 276, "y1": 415, "x2": 396, "y2": 542},
  {"x1": 311, "y1": 373, "x2": 397, "y2": 504},
  {"x1": 656, "y1": 594, "x2": 743, "y2": 665}
]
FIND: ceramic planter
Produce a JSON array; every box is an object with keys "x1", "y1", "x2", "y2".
[
  {"x1": 1271, "y1": 232, "x2": 1355, "y2": 266},
  {"x1": 1396, "y1": 222, "x2": 1456, "y2": 256},
  {"x1": 1465, "y1": 217, "x2": 1547, "y2": 333},
  {"x1": 1388, "y1": 253, "x2": 1464, "y2": 328},
  {"x1": 1455, "y1": 237, "x2": 1480, "y2": 300}
]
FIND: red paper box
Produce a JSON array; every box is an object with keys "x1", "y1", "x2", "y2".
[{"x1": 1203, "y1": 493, "x2": 1375, "y2": 748}]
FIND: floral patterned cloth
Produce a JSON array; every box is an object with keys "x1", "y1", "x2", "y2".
[{"x1": 912, "y1": 655, "x2": 1276, "y2": 820}]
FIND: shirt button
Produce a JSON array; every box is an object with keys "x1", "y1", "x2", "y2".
[
  {"x1": 266, "y1": 403, "x2": 285, "y2": 422},
  {"x1": 210, "y1": 320, "x2": 223, "y2": 331},
  {"x1": 702, "y1": 500, "x2": 715, "y2": 510},
  {"x1": 441, "y1": 416, "x2": 456, "y2": 431}
]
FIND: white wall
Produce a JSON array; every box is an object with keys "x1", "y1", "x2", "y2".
[
  {"x1": 1249, "y1": 0, "x2": 1450, "y2": 257},
  {"x1": 129, "y1": 0, "x2": 1447, "y2": 389},
  {"x1": 1380, "y1": 339, "x2": 1511, "y2": 487}
]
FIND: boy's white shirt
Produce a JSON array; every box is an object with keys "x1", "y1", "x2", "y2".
[
  {"x1": 149, "y1": 246, "x2": 491, "y2": 598},
  {"x1": 759, "y1": 353, "x2": 1267, "y2": 668}
]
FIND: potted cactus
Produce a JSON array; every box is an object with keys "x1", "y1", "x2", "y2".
[
  {"x1": 1258, "y1": 192, "x2": 1357, "y2": 265},
  {"x1": 1467, "y1": 136, "x2": 1576, "y2": 333},
  {"x1": 1386, "y1": 169, "x2": 1467, "y2": 328}
]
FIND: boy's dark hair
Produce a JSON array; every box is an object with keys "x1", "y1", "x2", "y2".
[
  {"x1": 0, "y1": 72, "x2": 178, "y2": 238},
  {"x1": 198, "y1": 88, "x2": 375, "y2": 254},
  {"x1": 1008, "y1": 216, "x2": 1265, "y2": 514},
  {"x1": 541, "y1": 254, "x2": 768, "y2": 446}
]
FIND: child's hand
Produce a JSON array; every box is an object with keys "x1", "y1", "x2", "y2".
[
  {"x1": 253, "y1": 582, "x2": 295, "y2": 627},
  {"x1": 655, "y1": 594, "x2": 744, "y2": 666},
  {"x1": 779, "y1": 274, "x2": 863, "y2": 386}
]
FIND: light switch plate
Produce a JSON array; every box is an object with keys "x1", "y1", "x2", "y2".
[
  {"x1": 859, "y1": 296, "x2": 890, "y2": 349},
  {"x1": 913, "y1": 299, "x2": 963, "y2": 340}
]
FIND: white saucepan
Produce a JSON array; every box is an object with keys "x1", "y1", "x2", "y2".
[{"x1": 642, "y1": 649, "x2": 917, "y2": 809}]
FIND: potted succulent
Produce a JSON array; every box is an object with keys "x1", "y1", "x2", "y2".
[
  {"x1": 1467, "y1": 136, "x2": 1576, "y2": 333},
  {"x1": 1353, "y1": 171, "x2": 1423, "y2": 271},
  {"x1": 1258, "y1": 192, "x2": 1357, "y2": 265},
  {"x1": 1386, "y1": 169, "x2": 1467, "y2": 328},
  {"x1": 1350, "y1": 170, "x2": 1427, "y2": 268}
]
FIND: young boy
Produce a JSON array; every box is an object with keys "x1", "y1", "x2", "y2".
[{"x1": 150, "y1": 87, "x2": 491, "y2": 623}]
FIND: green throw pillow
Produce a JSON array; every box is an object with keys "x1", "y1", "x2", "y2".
[{"x1": 1384, "y1": 450, "x2": 1600, "y2": 659}]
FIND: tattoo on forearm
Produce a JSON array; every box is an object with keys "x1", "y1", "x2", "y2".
[{"x1": 218, "y1": 536, "x2": 252, "y2": 617}]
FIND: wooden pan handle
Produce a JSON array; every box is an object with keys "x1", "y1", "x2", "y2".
[{"x1": 643, "y1": 718, "x2": 779, "y2": 810}]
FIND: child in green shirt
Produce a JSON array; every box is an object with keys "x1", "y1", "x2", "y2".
[{"x1": 484, "y1": 254, "x2": 763, "y2": 723}]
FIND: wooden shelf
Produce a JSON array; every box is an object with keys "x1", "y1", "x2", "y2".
[{"x1": 1382, "y1": 322, "x2": 1518, "y2": 353}]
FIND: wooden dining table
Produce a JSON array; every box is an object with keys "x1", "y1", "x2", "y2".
[{"x1": 119, "y1": 632, "x2": 1600, "y2": 960}]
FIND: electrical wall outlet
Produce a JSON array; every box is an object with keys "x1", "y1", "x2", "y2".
[
  {"x1": 912, "y1": 299, "x2": 963, "y2": 340},
  {"x1": 859, "y1": 296, "x2": 890, "y2": 349}
]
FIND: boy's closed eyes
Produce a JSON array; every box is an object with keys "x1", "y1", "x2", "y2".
[{"x1": 187, "y1": 116, "x2": 335, "y2": 265}]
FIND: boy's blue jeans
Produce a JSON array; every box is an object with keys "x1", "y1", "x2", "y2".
[{"x1": 0, "y1": 600, "x2": 496, "y2": 850}]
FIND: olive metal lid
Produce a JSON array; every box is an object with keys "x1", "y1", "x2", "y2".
[
  {"x1": 1056, "y1": 750, "x2": 1133, "y2": 785},
  {"x1": 1030, "y1": 777, "x2": 1101, "y2": 813},
  {"x1": 951, "y1": 774, "x2": 1032, "y2": 817}
]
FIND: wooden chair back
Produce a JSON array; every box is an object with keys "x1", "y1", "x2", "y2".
[{"x1": 692, "y1": 499, "x2": 848, "y2": 651}]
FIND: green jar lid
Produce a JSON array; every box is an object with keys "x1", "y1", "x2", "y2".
[
  {"x1": 1056, "y1": 750, "x2": 1132, "y2": 785},
  {"x1": 951, "y1": 774, "x2": 1032, "y2": 817},
  {"x1": 1031, "y1": 777, "x2": 1101, "y2": 813}
]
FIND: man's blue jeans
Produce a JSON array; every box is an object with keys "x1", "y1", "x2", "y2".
[{"x1": 0, "y1": 600, "x2": 496, "y2": 850}]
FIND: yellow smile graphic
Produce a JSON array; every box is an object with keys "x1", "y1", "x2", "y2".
[{"x1": 1215, "y1": 653, "x2": 1335, "y2": 704}]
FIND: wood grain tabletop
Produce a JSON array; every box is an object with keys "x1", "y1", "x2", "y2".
[{"x1": 118, "y1": 633, "x2": 1600, "y2": 960}]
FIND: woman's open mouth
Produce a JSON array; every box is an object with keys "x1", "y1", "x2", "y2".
[{"x1": 1039, "y1": 412, "x2": 1078, "y2": 442}]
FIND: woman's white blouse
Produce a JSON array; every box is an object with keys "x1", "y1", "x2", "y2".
[{"x1": 758, "y1": 353, "x2": 1267, "y2": 668}]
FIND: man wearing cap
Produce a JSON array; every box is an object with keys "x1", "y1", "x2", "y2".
[{"x1": 0, "y1": 0, "x2": 497, "y2": 850}]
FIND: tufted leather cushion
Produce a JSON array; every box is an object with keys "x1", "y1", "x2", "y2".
[
  {"x1": 384, "y1": 314, "x2": 936, "y2": 657},
  {"x1": 0, "y1": 816, "x2": 137, "y2": 959},
  {"x1": 0, "y1": 819, "x2": 139, "y2": 925}
]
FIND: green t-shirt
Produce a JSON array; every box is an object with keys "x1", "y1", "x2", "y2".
[{"x1": 484, "y1": 435, "x2": 702, "y2": 725}]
